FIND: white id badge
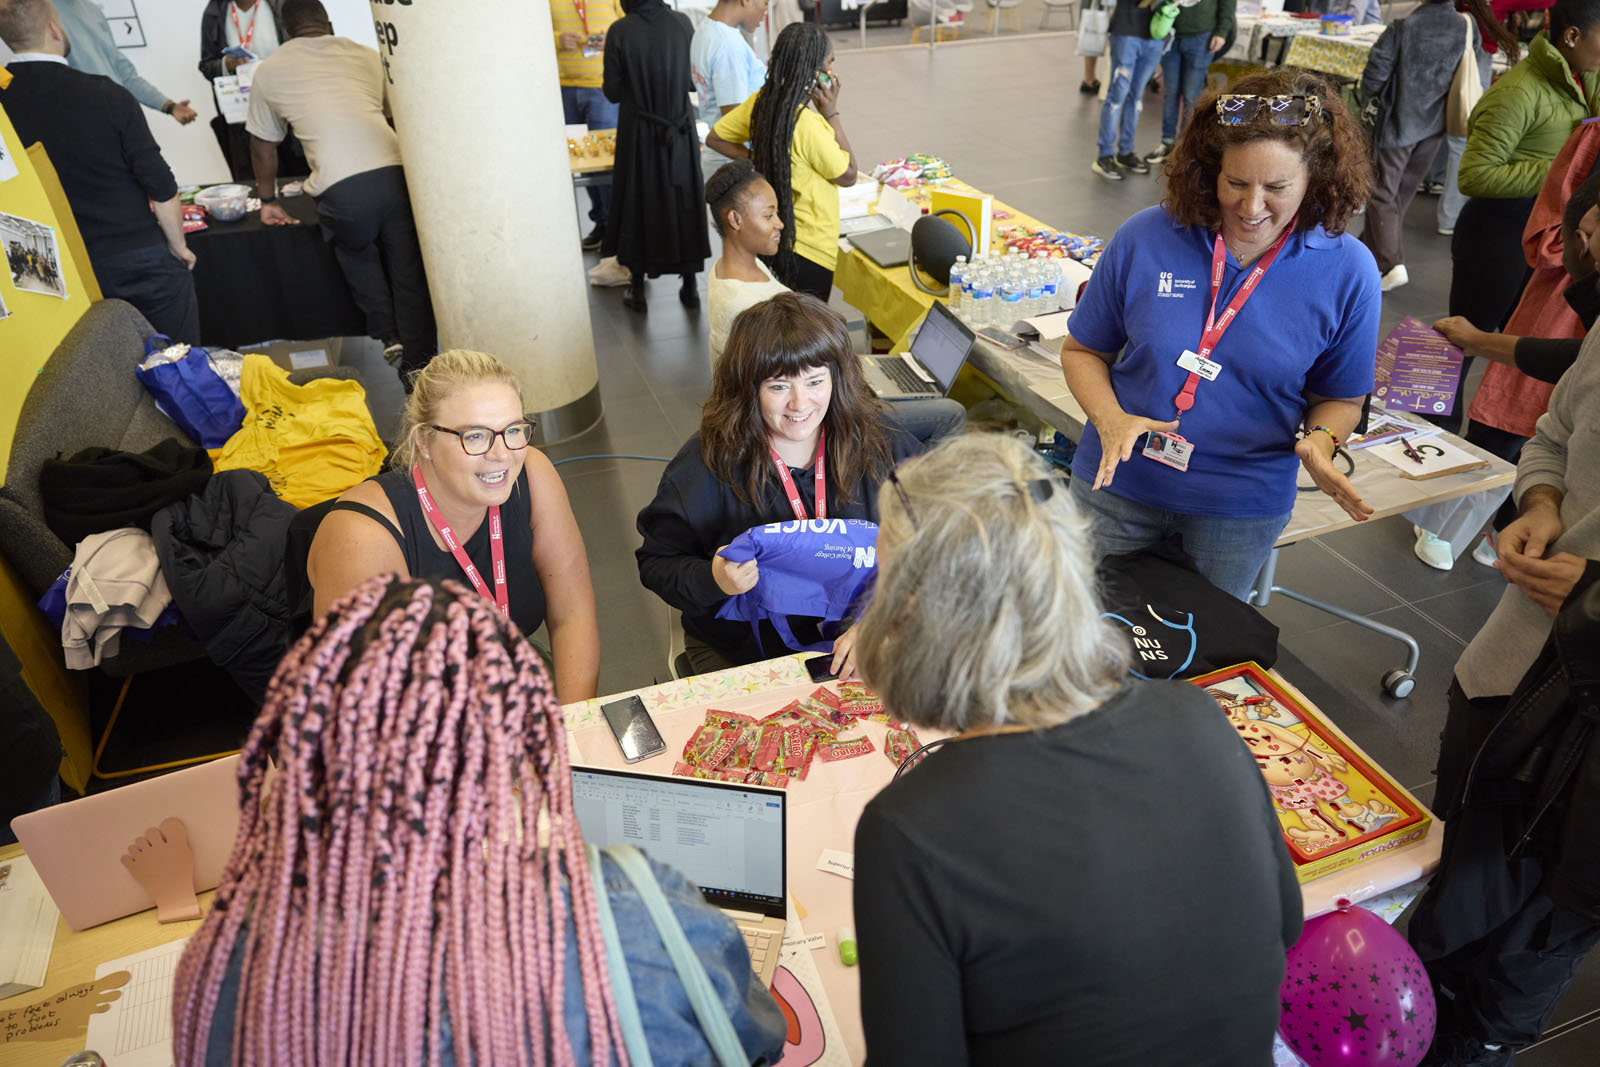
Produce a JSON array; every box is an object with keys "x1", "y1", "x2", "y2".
[
  {"x1": 1176, "y1": 348, "x2": 1222, "y2": 381},
  {"x1": 1142, "y1": 431, "x2": 1194, "y2": 472}
]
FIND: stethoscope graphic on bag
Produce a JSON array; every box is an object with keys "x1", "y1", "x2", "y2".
[{"x1": 1100, "y1": 604, "x2": 1198, "y2": 680}]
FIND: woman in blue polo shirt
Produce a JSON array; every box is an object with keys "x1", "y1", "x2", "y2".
[{"x1": 1062, "y1": 68, "x2": 1382, "y2": 600}]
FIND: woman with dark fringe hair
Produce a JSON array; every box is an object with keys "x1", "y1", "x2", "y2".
[
  {"x1": 636, "y1": 292, "x2": 918, "y2": 673},
  {"x1": 170, "y1": 575, "x2": 785, "y2": 1066},
  {"x1": 1061, "y1": 67, "x2": 1381, "y2": 601},
  {"x1": 705, "y1": 23, "x2": 857, "y2": 298}
]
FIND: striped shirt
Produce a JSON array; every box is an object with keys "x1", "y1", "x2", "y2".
[{"x1": 550, "y1": 0, "x2": 622, "y2": 89}]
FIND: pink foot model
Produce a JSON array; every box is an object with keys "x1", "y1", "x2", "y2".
[{"x1": 120, "y1": 817, "x2": 202, "y2": 923}]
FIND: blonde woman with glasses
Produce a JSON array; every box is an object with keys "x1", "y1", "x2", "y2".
[
  {"x1": 850, "y1": 433, "x2": 1303, "y2": 1066},
  {"x1": 306, "y1": 349, "x2": 600, "y2": 702}
]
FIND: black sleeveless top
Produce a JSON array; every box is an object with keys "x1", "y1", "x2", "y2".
[{"x1": 370, "y1": 468, "x2": 547, "y2": 637}]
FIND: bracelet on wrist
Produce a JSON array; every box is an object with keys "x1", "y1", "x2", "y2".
[
  {"x1": 260, "y1": 194, "x2": 277, "y2": 205},
  {"x1": 162, "y1": 101, "x2": 175, "y2": 114},
  {"x1": 824, "y1": 111, "x2": 840, "y2": 120},
  {"x1": 1307, "y1": 425, "x2": 1340, "y2": 449}
]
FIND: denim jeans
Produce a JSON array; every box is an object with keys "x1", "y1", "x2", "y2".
[
  {"x1": 1098, "y1": 34, "x2": 1166, "y2": 159},
  {"x1": 1438, "y1": 134, "x2": 1468, "y2": 231},
  {"x1": 1160, "y1": 32, "x2": 1214, "y2": 142},
  {"x1": 1069, "y1": 476, "x2": 1291, "y2": 601},
  {"x1": 562, "y1": 85, "x2": 618, "y2": 225}
]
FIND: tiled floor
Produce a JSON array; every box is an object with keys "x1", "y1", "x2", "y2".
[{"x1": 342, "y1": 32, "x2": 1600, "y2": 1060}]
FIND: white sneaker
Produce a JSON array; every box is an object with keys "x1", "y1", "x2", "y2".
[
  {"x1": 1380, "y1": 264, "x2": 1409, "y2": 292},
  {"x1": 1471, "y1": 535, "x2": 1498, "y2": 567},
  {"x1": 1412, "y1": 524, "x2": 1454, "y2": 571},
  {"x1": 587, "y1": 255, "x2": 630, "y2": 287},
  {"x1": 1438, "y1": 225, "x2": 1455, "y2": 236}
]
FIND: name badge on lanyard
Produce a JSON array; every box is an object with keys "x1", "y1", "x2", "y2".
[{"x1": 1154, "y1": 218, "x2": 1296, "y2": 472}]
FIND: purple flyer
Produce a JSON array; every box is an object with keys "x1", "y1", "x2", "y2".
[{"x1": 1372, "y1": 316, "x2": 1464, "y2": 416}]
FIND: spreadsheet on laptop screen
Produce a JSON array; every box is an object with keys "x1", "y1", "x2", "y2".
[{"x1": 571, "y1": 769, "x2": 785, "y2": 909}]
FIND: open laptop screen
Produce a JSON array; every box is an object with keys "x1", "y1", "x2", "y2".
[
  {"x1": 571, "y1": 767, "x2": 786, "y2": 918},
  {"x1": 910, "y1": 301, "x2": 976, "y2": 392}
]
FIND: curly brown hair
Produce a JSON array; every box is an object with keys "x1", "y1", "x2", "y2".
[
  {"x1": 700, "y1": 291, "x2": 893, "y2": 508},
  {"x1": 1163, "y1": 68, "x2": 1373, "y2": 237}
]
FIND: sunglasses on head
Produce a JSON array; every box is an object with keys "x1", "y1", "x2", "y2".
[{"x1": 1215, "y1": 94, "x2": 1324, "y2": 127}]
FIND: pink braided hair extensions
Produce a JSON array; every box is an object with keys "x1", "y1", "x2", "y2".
[{"x1": 170, "y1": 576, "x2": 629, "y2": 1066}]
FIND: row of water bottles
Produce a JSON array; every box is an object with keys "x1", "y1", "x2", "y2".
[{"x1": 946, "y1": 251, "x2": 1062, "y2": 329}]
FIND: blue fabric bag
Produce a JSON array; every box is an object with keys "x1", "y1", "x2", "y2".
[
  {"x1": 134, "y1": 335, "x2": 246, "y2": 449},
  {"x1": 714, "y1": 518, "x2": 880, "y2": 654}
]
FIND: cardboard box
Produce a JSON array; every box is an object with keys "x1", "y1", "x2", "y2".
[
  {"x1": 1190, "y1": 663, "x2": 1431, "y2": 884},
  {"x1": 238, "y1": 336, "x2": 343, "y2": 373}
]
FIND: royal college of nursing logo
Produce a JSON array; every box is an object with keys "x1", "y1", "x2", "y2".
[{"x1": 1156, "y1": 270, "x2": 1197, "y2": 298}]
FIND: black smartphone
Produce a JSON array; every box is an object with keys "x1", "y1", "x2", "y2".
[
  {"x1": 805, "y1": 655, "x2": 838, "y2": 683},
  {"x1": 601, "y1": 695, "x2": 667, "y2": 763}
]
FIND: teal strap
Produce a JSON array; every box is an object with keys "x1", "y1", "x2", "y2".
[
  {"x1": 604, "y1": 845, "x2": 752, "y2": 1067},
  {"x1": 586, "y1": 845, "x2": 654, "y2": 1067}
]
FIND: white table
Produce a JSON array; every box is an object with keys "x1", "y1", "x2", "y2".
[{"x1": 965, "y1": 335, "x2": 1517, "y2": 696}]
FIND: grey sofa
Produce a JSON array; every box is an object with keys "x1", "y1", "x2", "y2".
[{"x1": 0, "y1": 299, "x2": 207, "y2": 676}]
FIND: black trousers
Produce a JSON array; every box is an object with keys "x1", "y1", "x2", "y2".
[
  {"x1": 1407, "y1": 680, "x2": 1600, "y2": 1049},
  {"x1": 787, "y1": 254, "x2": 834, "y2": 302},
  {"x1": 315, "y1": 166, "x2": 437, "y2": 374},
  {"x1": 94, "y1": 243, "x2": 202, "y2": 345}
]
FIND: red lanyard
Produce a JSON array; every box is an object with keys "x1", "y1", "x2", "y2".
[
  {"x1": 574, "y1": 0, "x2": 590, "y2": 35},
  {"x1": 769, "y1": 430, "x2": 826, "y2": 520},
  {"x1": 230, "y1": 1, "x2": 259, "y2": 55},
  {"x1": 411, "y1": 464, "x2": 509, "y2": 616},
  {"x1": 1173, "y1": 221, "x2": 1295, "y2": 415}
]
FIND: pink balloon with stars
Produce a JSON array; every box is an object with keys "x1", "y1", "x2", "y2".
[{"x1": 1278, "y1": 901, "x2": 1437, "y2": 1067}]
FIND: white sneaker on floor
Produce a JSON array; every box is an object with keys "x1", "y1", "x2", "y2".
[
  {"x1": 1471, "y1": 535, "x2": 1498, "y2": 567},
  {"x1": 587, "y1": 255, "x2": 630, "y2": 287},
  {"x1": 1380, "y1": 264, "x2": 1409, "y2": 292},
  {"x1": 1438, "y1": 225, "x2": 1455, "y2": 236},
  {"x1": 1412, "y1": 524, "x2": 1454, "y2": 571}
]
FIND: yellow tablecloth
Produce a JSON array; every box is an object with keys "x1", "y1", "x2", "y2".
[
  {"x1": 1283, "y1": 31, "x2": 1375, "y2": 81},
  {"x1": 834, "y1": 180, "x2": 1066, "y2": 353}
]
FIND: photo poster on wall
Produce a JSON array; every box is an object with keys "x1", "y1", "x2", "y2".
[
  {"x1": 0, "y1": 135, "x2": 18, "y2": 185},
  {"x1": 90, "y1": 0, "x2": 147, "y2": 49},
  {"x1": 0, "y1": 210, "x2": 68, "y2": 300}
]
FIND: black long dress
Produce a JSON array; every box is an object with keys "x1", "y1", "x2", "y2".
[{"x1": 601, "y1": 0, "x2": 710, "y2": 277}]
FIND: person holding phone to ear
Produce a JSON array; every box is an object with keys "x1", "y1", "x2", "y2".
[{"x1": 706, "y1": 23, "x2": 858, "y2": 300}]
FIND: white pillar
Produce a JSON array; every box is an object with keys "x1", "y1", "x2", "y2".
[{"x1": 371, "y1": 0, "x2": 601, "y2": 442}]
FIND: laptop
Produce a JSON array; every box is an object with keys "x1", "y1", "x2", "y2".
[
  {"x1": 862, "y1": 299, "x2": 977, "y2": 400},
  {"x1": 10, "y1": 754, "x2": 242, "y2": 931},
  {"x1": 850, "y1": 226, "x2": 911, "y2": 268},
  {"x1": 570, "y1": 766, "x2": 787, "y2": 986}
]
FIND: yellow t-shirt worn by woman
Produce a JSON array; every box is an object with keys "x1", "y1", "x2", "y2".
[{"x1": 713, "y1": 92, "x2": 851, "y2": 271}]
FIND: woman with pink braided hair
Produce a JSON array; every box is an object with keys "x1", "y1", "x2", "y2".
[{"x1": 171, "y1": 575, "x2": 786, "y2": 1066}]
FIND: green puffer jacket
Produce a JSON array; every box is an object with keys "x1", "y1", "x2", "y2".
[{"x1": 1460, "y1": 31, "x2": 1600, "y2": 199}]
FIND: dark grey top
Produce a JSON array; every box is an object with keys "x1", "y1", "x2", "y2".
[{"x1": 1361, "y1": 1, "x2": 1481, "y2": 149}]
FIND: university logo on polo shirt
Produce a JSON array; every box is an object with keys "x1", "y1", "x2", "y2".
[{"x1": 1156, "y1": 270, "x2": 1197, "y2": 298}]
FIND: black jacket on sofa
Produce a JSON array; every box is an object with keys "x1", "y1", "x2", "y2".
[{"x1": 152, "y1": 469, "x2": 295, "y2": 705}]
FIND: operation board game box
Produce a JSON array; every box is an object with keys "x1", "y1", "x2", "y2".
[{"x1": 1190, "y1": 663, "x2": 1431, "y2": 884}]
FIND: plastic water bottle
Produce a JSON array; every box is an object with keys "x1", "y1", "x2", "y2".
[
  {"x1": 1033, "y1": 253, "x2": 1060, "y2": 313},
  {"x1": 1024, "y1": 264, "x2": 1046, "y2": 319},
  {"x1": 998, "y1": 268, "x2": 1024, "y2": 327},
  {"x1": 947, "y1": 255, "x2": 967, "y2": 318},
  {"x1": 969, "y1": 266, "x2": 995, "y2": 328}
]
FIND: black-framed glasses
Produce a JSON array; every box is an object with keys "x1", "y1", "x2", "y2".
[
  {"x1": 892, "y1": 736, "x2": 956, "y2": 780},
  {"x1": 887, "y1": 467, "x2": 918, "y2": 528},
  {"x1": 1216, "y1": 94, "x2": 1323, "y2": 127},
  {"x1": 430, "y1": 417, "x2": 538, "y2": 456}
]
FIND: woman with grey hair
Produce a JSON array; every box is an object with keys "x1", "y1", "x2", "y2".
[{"x1": 850, "y1": 433, "x2": 1303, "y2": 1066}]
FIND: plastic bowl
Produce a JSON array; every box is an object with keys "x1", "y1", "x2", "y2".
[{"x1": 195, "y1": 183, "x2": 251, "y2": 223}]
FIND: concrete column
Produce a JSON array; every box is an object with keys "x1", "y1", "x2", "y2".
[{"x1": 371, "y1": 0, "x2": 601, "y2": 443}]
